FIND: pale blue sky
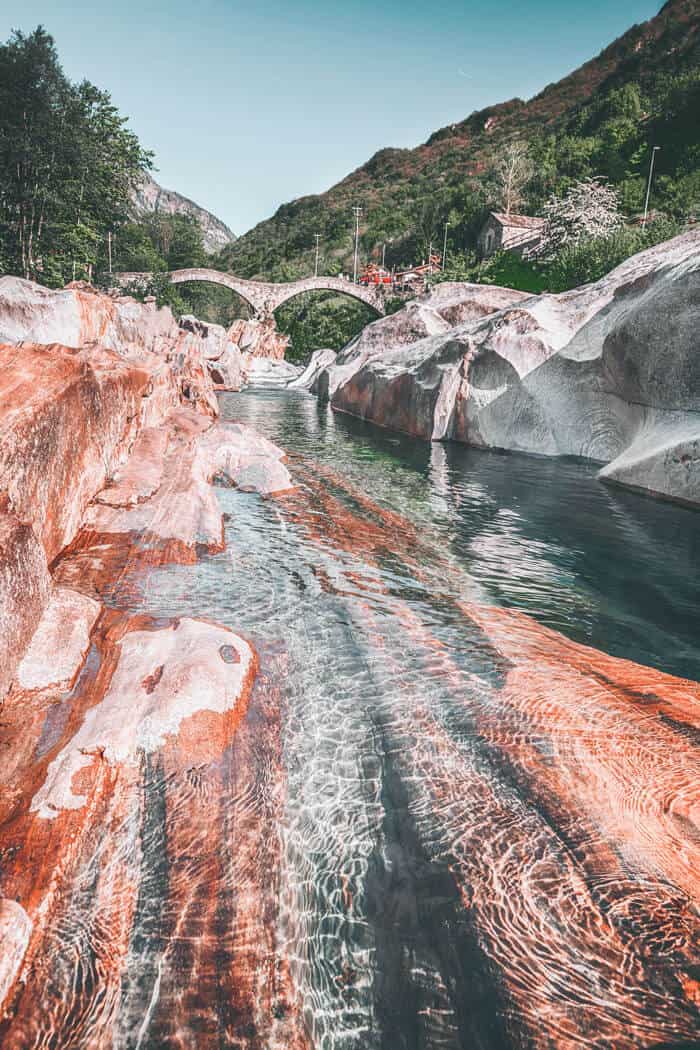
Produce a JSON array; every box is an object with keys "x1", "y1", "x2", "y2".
[{"x1": 2, "y1": 0, "x2": 662, "y2": 234}]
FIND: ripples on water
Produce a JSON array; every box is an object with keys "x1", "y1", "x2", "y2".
[{"x1": 8, "y1": 389, "x2": 700, "y2": 1049}]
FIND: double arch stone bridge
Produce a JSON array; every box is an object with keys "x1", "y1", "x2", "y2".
[{"x1": 114, "y1": 267, "x2": 387, "y2": 317}]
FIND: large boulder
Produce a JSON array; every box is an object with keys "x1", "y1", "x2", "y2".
[
  {"x1": 243, "y1": 355, "x2": 301, "y2": 386},
  {"x1": 179, "y1": 314, "x2": 243, "y2": 391},
  {"x1": 288, "y1": 348, "x2": 337, "y2": 393},
  {"x1": 446, "y1": 233, "x2": 700, "y2": 506},
  {"x1": 326, "y1": 230, "x2": 700, "y2": 507},
  {"x1": 228, "y1": 316, "x2": 289, "y2": 361},
  {"x1": 0, "y1": 342, "x2": 154, "y2": 563},
  {"x1": 327, "y1": 283, "x2": 532, "y2": 436},
  {"x1": 0, "y1": 277, "x2": 219, "y2": 418},
  {"x1": 445, "y1": 233, "x2": 700, "y2": 460}
]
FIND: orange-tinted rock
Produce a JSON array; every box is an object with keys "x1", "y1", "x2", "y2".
[
  {"x1": 17, "y1": 587, "x2": 100, "y2": 693},
  {"x1": 229, "y1": 315, "x2": 289, "y2": 361},
  {"x1": 0, "y1": 342, "x2": 151, "y2": 563},
  {"x1": 0, "y1": 276, "x2": 219, "y2": 420},
  {"x1": 0, "y1": 901, "x2": 32, "y2": 1011},
  {"x1": 79, "y1": 414, "x2": 294, "y2": 566},
  {"x1": 31, "y1": 617, "x2": 255, "y2": 820},
  {"x1": 0, "y1": 509, "x2": 51, "y2": 699}
]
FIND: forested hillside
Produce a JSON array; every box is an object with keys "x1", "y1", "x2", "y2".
[{"x1": 220, "y1": 0, "x2": 699, "y2": 282}]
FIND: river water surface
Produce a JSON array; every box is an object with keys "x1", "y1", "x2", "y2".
[
  {"x1": 10, "y1": 388, "x2": 700, "y2": 1050},
  {"x1": 118, "y1": 388, "x2": 700, "y2": 1049}
]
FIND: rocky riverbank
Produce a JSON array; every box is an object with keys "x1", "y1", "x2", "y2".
[
  {"x1": 0, "y1": 274, "x2": 296, "y2": 1018},
  {"x1": 1, "y1": 269, "x2": 700, "y2": 1046},
  {"x1": 306, "y1": 231, "x2": 700, "y2": 508}
]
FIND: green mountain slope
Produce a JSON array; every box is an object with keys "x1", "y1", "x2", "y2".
[{"x1": 219, "y1": 0, "x2": 699, "y2": 281}]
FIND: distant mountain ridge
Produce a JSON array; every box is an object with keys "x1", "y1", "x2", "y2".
[
  {"x1": 131, "y1": 173, "x2": 236, "y2": 254},
  {"x1": 220, "y1": 0, "x2": 699, "y2": 280}
]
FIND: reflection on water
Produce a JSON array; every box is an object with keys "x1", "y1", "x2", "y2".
[
  {"x1": 122, "y1": 389, "x2": 700, "y2": 1048},
  {"x1": 225, "y1": 388, "x2": 700, "y2": 681},
  {"x1": 7, "y1": 388, "x2": 700, "y2": 1050}
]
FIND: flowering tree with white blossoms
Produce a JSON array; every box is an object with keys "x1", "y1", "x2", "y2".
[{"x1": 528, "y1": 178, "x2": 623, "y2": 261}]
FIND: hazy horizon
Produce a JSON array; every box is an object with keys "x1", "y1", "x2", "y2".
[{"x1": 3, "y1": 0, "x2": 662, "y2": 235}]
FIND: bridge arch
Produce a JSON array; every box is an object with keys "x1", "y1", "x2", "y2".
[{"x1": 115, "y1": 267, "x2": 386, "y2": 317}]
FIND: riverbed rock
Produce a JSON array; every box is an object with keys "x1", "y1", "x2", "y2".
[
  {"x1": 0, "y1": 277, "x2": 219, "y2": 419},
  {"x1": 0, "y1": 899, "x2": 32, "y2": 1010},
  {"x1": 288, "y1": 348, "x2": 337, "y2": 392},
  {"x1": 179, "y1": 314, "x2": 243, "y2": 391},
  {"x1": 80, "y1": 413, "x2": 294, "y2": 561},
  {"x1": 0, "y1": 510, "x2": 51, "y2": 700},
  {"x1": 0, "y1": 342, "x2": 155, "y2": 563},
  {"x1": 326, "y1": 231, "x2": 700, "y2": 506},
  {"x1": 326, "y1": 283, "x2": 532, "y2": 437},
  {"x1": 17, "y1": 587, "x2": 101, "y2": 693},
  {"x1": 228, "y1": 316, "x2": 289, "y2": 360},
  {"x1": 243, "y1": 355, "x2": 301, "y2": 386},
  {"x1": 31, "y1": 616, "x2": 255, "y2": 819},
  {"x1": 449, "y1": 231, "x2": 700, "y2": 505},
  {"x1": 320, "y1": 283, "x2": 529, "y2": 409}
]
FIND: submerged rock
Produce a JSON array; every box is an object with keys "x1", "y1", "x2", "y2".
[
  {"x1": 31, "y1": 617, "x2": 255, "y2": 819},
  {"x1": 17, "y1": 587, "x2": 101, "y2": 693}
]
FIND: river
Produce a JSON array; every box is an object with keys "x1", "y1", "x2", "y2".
[{"x1": 7, "y1": 388, "x2": 700, "y2": 1049}]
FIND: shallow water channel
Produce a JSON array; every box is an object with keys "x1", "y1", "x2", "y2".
[{"x1": 12, "y1": 388, "x2": 700, "y2": 1049}]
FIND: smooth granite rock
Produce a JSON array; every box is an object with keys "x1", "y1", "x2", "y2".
[{"x1": 326, "y1": 231, "x2": 700, "y2": 507}]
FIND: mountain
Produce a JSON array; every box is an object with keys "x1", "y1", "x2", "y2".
[
  {"x1": 132, "y1": 173, "x2": 236, "y2": 254},
  {"x1": 220, "y1": 0, "x2": 699, "y2": 280}
]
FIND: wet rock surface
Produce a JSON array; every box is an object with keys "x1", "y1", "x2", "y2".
[
  {"x1": 325, "y1": 232, "x2": 700, "y2": 506},
  {"x1": 1, "y1": 248, "x2": 700, "y2": 1048}
]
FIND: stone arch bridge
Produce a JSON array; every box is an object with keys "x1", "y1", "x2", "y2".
[{"x1": 114, "y1": 267, "x2": 386, "y2": 317}]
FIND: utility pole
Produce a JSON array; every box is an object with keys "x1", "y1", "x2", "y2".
[
  {"x1": 107, "y1": 230, "x2": 113, "y2": 275},
  {"x1": 442, "y1": 221, "x2": 450, "y2": 271},
  {"x1": 314, "y1": 233, "x2": 320, "y2": 278},
  {"x1": 352, "y1": 206, "x2": 362, "y2": 284},
  {"x1": 642, "y1": 146, "x2": 660, "y2": 229},
  {"x1": 382, "y1": 243, "x2": 386, "y2": 269},
  {"x1": 428, "y1": 242, "x2": 434, "y2": 275}
]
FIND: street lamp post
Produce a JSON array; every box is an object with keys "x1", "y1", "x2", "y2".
[
  {"x1": 352, "y1": 206, "x2": 362, "y2": 284},
  {"x1": 642, "y1": 146, "x2": 660, "y2": 229},
  {"x1": 442, "y1": 221, "x2": 450, "y2": 271}
]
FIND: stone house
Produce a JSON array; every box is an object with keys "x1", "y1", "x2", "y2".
[{"x1": 477, "y1": 212, "x2": 545, "y2": 259}]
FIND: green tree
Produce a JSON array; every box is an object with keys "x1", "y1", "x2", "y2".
[{"x1": 0, "y1": 26, "x2": 151, "y2": 284}]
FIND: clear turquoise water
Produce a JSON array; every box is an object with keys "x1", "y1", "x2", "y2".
[{"x1": 108, "y1": 388, "x2": 700, "y2": 1048}]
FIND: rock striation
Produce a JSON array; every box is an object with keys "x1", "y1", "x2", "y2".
[
  {"x1": 0, "y1": 277, "x2": 289, "y2": 703},
  {"x1": 319, "y1": 232, "x2": 700, "y2": 506},
  {"x1": 0, "y1": 269, "x2": 296, "y2": 1026}
]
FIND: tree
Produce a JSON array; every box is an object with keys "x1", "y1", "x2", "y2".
[
  {"x1": 493, "y1": 141, "x2": 533, "y2": 216},
  {"x1": 0, "y1": 26, "x2": 151, "y2": 283},
  {"x1": 530, "y1": 177, "x2": 622, "y2": 261}
]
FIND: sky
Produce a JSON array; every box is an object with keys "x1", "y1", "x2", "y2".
[{"x1": 1, "y1": 0, "x2": 662, "y2": 235}]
